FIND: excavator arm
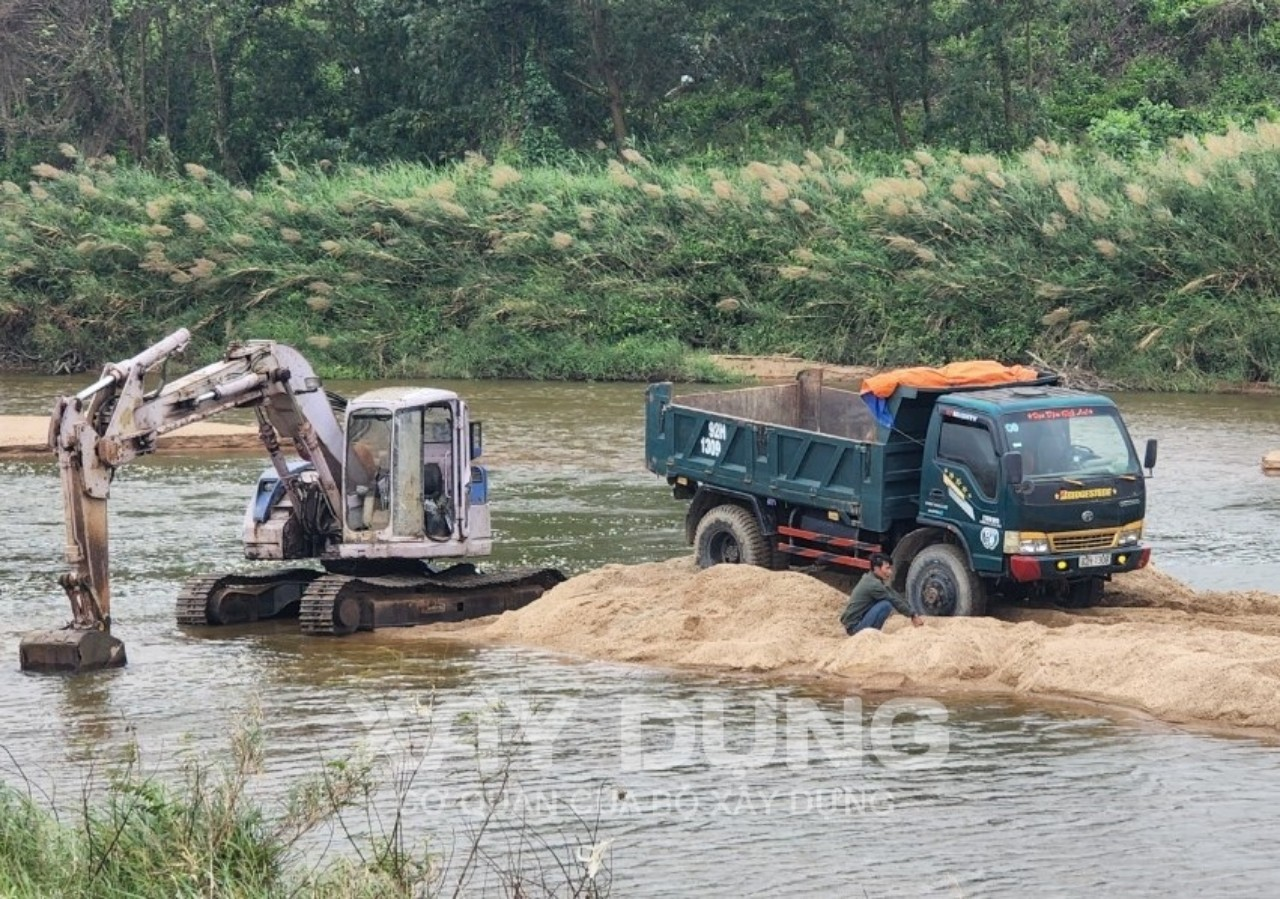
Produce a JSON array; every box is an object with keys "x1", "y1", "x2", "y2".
[{"x1": 20, "y1": 328, "x2": 349, "y2": 673}]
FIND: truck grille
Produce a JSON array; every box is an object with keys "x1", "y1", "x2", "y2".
[{"x1": 1050, "y1": 529, "x2": 1118, "y2": 552}]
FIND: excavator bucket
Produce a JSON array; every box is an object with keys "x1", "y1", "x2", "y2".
[{"x1": 19, "y1": 629, "x2": 127, "y2": 674}]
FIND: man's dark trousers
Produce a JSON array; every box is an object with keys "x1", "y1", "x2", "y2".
[{"x1": 847, "y1": 599, "x2": 894, "y2": 635}]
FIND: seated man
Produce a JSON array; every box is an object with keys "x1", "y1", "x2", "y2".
[{"x1": 840, "y1": 553, "x2": 925, "y2": 635}]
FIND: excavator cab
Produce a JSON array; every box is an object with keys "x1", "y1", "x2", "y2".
[{"x1": 336, "y1": 387, "x2": 492, "y2": 560}]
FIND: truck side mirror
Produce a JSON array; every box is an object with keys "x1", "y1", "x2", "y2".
[
  {"x1": 1143, "y1": 438, "x2": 1157, "y2": 471},
  {"x1": 470, "y1": 421, "x2": 483, "y2": 460},
  {"x1": 1002, "y1": 450, "x2": 1024, "y2": 487}
]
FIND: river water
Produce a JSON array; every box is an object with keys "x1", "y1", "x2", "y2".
[{"x1": 2, "y1": 375, "x2": 1280, "y2": 896}]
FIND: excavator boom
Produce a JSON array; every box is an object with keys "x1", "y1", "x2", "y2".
[{"x1": 20, "y1": 328, "x2": 348, "y2": 673}]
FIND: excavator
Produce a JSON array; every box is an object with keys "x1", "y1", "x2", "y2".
[{"x1": 19, "y1": 328, "x2": 564, "y2": 674}]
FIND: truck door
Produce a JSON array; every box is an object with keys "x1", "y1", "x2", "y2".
[{"x1": 923, "y1": 412, "x2": 1004, "y2": 573}]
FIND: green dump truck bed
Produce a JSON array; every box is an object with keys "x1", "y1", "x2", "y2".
[{"x1": 645, "y1": 371, "x2": 934, "y2": 533}]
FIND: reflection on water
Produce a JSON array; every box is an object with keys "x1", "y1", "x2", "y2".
[{"x1": 3, "y1": 376, "x2": 1280, "y2": 893}]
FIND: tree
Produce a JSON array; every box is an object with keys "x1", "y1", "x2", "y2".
[{"x1": 0, "y1": 0, "x2": 140, "y2": 162}]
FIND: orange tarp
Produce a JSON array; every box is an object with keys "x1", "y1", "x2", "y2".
[{"x1": 860, "y1": 361, "x2": 1042, "y2": 399}]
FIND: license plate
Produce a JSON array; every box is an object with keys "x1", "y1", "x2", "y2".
[{"x1": 1079, "y1": 552, "x2": 1111, "y2": 568}]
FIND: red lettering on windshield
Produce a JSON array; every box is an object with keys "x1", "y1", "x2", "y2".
[{"x1": 1024, "y1": 407, "x2": 1098, "y2": 421}]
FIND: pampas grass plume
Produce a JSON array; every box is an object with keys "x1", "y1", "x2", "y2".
[
  {"x1": 620, "y1": 148, "x2": 650, "y2": 167},
  {"x1": 490, "y1": 166, "x2": 521, "y2": 189},
  {"x1": 1093, "y1": 238, "x2": 1119, "y2": 258}
]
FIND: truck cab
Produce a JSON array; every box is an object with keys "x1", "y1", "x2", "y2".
[{"x1": 919, "y1": 386, "x2": 1153, "y2": 607}]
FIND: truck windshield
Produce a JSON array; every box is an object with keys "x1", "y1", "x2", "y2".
[{"x1": 1001, "y1": 407, "x2": 1138, "y2": 478}]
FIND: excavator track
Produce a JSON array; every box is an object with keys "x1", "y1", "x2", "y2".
[
  {"x1": 175, "y1": 576, "x2": 228, "y2": 625},
  {"x1": 299, "y1": 575, "x2": 351, "y2": 635},
  {"x1": 299, "y1": 565, "x2": 565, "y2": 636},
  {"x1": 175, "y1": 568, "x2": 323, "y2": 626}
]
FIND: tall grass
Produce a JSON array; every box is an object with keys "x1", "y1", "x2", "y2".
[
  {"x1": 0, "y1": 710, "x2": 612, "y2": 898},
  {"x1": 3, "y1": 126, "x2": 1280, "y2": 387},
  {"x1": 0, "y1": 729, "x2": 369, "y2": 897}
]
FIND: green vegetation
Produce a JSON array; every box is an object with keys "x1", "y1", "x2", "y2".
[
  {"x1": 0, "y1": 732, "x2": 416, "y2": 897},
  {"x1": 3, "y1": 0, "x2": 1278, "y2": 388},
  {"x1": 0, "y1": 715, "x2": 610, "y2": 897},
  {"x1": 3, "y1": 125, "x2": 1280, "y2": 388},
  {"x1": 4, "y1": 0, "x2": 1278, "y2": 180}
]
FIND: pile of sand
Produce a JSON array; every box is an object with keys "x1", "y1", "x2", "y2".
[
  {"x1": 428, "y1": 560, "x2": 1280, "y2": 735},
  {"x1": 481, "y1": 558, "x2": 848, "y2": 671}
]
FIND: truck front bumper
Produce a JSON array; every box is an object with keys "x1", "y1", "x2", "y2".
[{"x1": 1008, "y1": 546, "x2": 1150, "y2": 582}]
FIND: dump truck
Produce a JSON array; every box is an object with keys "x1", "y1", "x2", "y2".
[
  {"x1": 20, "y1": 329, "x2": 563, "y2": 674},
  {"x1": 645, "y1": 364, "x2": 1157, "y2": 615}
]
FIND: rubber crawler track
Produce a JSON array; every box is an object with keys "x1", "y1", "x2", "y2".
[
  {"x1": 298, "y1": 566, "x2": 565, "y2": 636},
  {"x1": 174, "y1": 568, "x2": 322, "y2": 626}
]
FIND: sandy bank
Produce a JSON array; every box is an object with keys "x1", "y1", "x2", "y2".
[
  {"x1": 0, "y1": 415, "x2": 260, "y2": 459},
  {"x1": 414, "y1": 559, "x2": 1280, "y2": 736}
]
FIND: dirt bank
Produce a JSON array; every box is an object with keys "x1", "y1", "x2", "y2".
[
  {"x1": 709, "y1": 354, "x2": 874, "y2": 383},
  {"x1": 0, "y1": 415, "x2": 260, "y2": 459},
  {"x1": 416, "y1": 560, "x2": 1280, "y2": 736}
]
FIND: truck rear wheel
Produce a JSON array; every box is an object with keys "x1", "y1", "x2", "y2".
[
  {"x1": 906, "y1": 543, "x2": 987, "y2": 617},
  {"x1": 694, "y1": 505, "x2": 775, "y2": 569}
]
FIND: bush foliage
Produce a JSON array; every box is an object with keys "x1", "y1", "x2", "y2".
[
  {"x1": 0, "y1": 713, "x2": 611, "y2": 897},
  {"x1": 3, "y1": 125, "x2": 1280, "y2": 388}
]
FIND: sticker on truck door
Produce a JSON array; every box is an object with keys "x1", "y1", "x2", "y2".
[{"x1": 942, "y1": 469, "x2": 975, "y2": 520}]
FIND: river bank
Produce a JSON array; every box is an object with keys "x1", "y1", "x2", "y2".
[
  {"x1": 6, "y1": 133, "x2": 1280, "y2": 388},
  {"x1": 410, "y1": 558, "x2": 1280, "y2": 739}
]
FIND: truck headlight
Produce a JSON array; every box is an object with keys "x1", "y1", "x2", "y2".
[
  {"x1": 1117, "y1": 523, "x2": 1143, "y2": 546},
  {"x1": 1003, "y1": 531, "x2": 1050, "y2": 554}
]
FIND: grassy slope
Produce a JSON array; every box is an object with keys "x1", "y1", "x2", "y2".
[{"x1": 3, "y1": 129, "x2": 1279, "y2": 387}]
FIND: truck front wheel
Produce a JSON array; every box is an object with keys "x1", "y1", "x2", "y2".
[
  {"x1": 906, "y1": 544, "x2": 987, "y2": 617},
  {"x1": 694, "y1": 505, "x2": 774, "y2": 569},
  {"x1": 1060, "y1": 577, "x2": 1104, "y2": 609}
]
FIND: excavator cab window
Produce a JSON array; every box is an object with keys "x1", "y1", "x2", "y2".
[
  {"x1": 346, "y1": 410, "x2": 392, "y2": 531},
  {"x1": 391, "y1": 408, "x2": 425, "y2": 536},
  {"x1": 422, "y1": 405, "x2": 456, "y2": 540}
]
